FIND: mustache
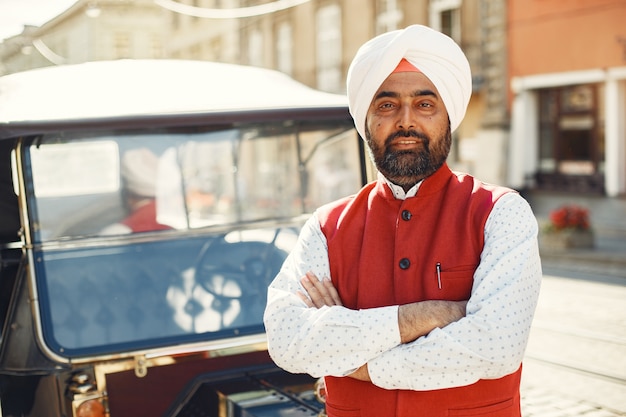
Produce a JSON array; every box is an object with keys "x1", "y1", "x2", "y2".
[{"x1": 385, "y1": 130, "x2": 430, "y2": 147}]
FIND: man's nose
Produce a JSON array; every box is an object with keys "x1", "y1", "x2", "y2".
[{"x1": 396, "y1": 105, "x2": 416, "y2": 130}]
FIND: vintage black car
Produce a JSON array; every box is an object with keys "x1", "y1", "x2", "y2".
[{"x1": 0, "y1": 60, "x2": 369, "y2": 417}]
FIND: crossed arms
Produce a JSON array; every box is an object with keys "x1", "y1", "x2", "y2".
[
  {"x1": 298, "y1": 271, "x2": 467, "y2": 381},
  {"x1": 263, "y1": 193, "x2": 542, "y2": 391}
]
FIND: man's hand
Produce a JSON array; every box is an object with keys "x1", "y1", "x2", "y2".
[
  {"x1": 298, "y1": 273, "x2": 371, "y2": 381},
  {"x1": 297, "y1": 271, "x2": 343, "y2": 308},
  {"x1": 398, "y1": 300, "x2": 467, "y2": 343},
  {"x1": 297, "y1": 271, "x2": 467, "y2": 345}
]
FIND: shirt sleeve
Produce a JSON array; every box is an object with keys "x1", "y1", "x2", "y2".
[
  {"x1": 367, "y1": 192, "x2": 542, "y2": 390},
  {"x1": 263, "y1": 213, "x2": 401, "y2": 377}
]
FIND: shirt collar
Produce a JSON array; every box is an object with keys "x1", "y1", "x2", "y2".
[{"x1": 378, "y1": 172, "x2": 423, "y2": 200}]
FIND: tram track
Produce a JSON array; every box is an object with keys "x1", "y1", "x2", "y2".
[
  {"x1": 531, "y1": 319, "x2": 626, "y2": 346},
  {"x1": 520, "y1": 273, "x2": 626, "y2": 415},
  {"x1": 524, "y1": 352, "x2": 626, "y2": 385},
  {"x1": 525, "y1": 319, "x2": 626, "y2": 386}
]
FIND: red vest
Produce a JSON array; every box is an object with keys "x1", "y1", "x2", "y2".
[
  {"x1": 121, "y1": 200, "x2": 172, "y2": 233},
  {"x1": 317, "y1": 164, "x2": 522, "y2": 417}
]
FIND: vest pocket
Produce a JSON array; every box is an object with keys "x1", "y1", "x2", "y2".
[
  {"x1": 431, "y1": 266, "x2": 475, "y2": 300},
  {"x1": 325, "y1": 402, "x2": 361, "y2": 417},
  {"x1": 448, "y1": 398, "x2": 514, "y2": 416}
]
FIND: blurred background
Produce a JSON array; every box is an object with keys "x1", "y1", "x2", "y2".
[
  {"x1": 1, "y1": 2, "x2": 625, "y2": 415},
  {"x1": 3, "y1": 0, "x2": 626, "y2": 276},
  {"x1": 1, "y1": 0, "x2": 625, "y2": 199}
]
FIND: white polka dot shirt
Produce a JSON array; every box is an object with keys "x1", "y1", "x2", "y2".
[{"x1": 263, "y1": 187, "x2": 542, "y2": 391}]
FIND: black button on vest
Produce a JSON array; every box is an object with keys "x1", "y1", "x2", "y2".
[
  {"x1": 399, "y1": 258, "x2": 411, "y2": 269},
  {"x1": 401, "y1": 210, "x2": 412, "y2": 221}
]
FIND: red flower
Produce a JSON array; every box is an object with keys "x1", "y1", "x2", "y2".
[{"x1": 549, "y1": 205, "x2": 590, "y2": 231}]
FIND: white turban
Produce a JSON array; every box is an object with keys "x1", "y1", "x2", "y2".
[
  {"x1": 347, "y1": 24, "x2": 472, "y2": 139},
  {"x1": 121, "y1": 147, "x2": 158, "y2": 197}
]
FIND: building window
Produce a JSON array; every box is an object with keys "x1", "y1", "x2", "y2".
[
  {"x1": 276, "y1": 21, "x2": 292, "y2": 75},
  {"x1": 538, "y1": 89, "x2": 558, "y2": 172},
  {"x1": 429, "y1": 0, "x2": 461, "y2": 42},
  {"x1": 536, "y1": 84, "x2": 605, "y2": 192},
  {"x1": 114, "y1": 33, "x2": 131, "y2": 59},
  {"x1": 171, "y1": 10, "x2": 180, "y2": 31},
  {"x1": 376, "y1": 0, "x2": 403, "y2": 34},
  {"x1": 190, "y1": 43, "x2": 202, "y2": 60},
  {"x1": 316, "y1": 4, "x2": 342, "y2": 93},
  {"x1": 207, "y1": 37, "x2": 222, "y2": 61},
  {"x1": 248, "y1": 29, "x2": 264, "y2": 67},
  {"x1": 191, "y1": 0, "x2": 199, "y2": 23},
  {"x1": 151, "y1": 36, "x2": 163, "y2": 58}
]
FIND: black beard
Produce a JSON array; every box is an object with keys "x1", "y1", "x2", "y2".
[{"x1": 365, "y1": 125, "x2": 451, "y2": 189}]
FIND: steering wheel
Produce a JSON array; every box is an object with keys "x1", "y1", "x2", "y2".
[{"x1": 192, "y1": 231, "x2": 286, "y2": 327}]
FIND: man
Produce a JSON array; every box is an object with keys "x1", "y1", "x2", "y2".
[
  {"x1": 264, "y1": 25, "x2": 542, "y2": 417},
  {"x1": 101, "y1": 148, "x2": 172, "y2": 234}
]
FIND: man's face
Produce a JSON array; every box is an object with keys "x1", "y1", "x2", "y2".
[{"x1": 364, "y1": 71, "x2": 451, "y2": 190}]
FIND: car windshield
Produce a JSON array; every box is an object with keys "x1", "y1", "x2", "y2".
[
  {"x1": 27, "y1": 121, "x2": 360, "y2": 240},
  {"x1": 22, "y1": 119, "x2": 361, "y2": 358}
]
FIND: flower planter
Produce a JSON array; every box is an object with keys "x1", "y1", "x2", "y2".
[
  {"x1": 540, "y1": 228, "x2": 594, "y2": 250},
  {"x1": 541, "y1": 204, "x2": 594, "y2": 251}
]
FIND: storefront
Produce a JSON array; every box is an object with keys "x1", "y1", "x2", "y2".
[{"x1": 508, "y1": 68, "x2": 626, "y2": 197}]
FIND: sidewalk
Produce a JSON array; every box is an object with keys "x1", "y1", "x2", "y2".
[
  {"x1": 523, "y1": 190, "x2": 626, "y2": 279},
  {"x1": 518, "y1": 269, "x2": 626, "y2": 417},
  {"x1": 520, "y1": 190, "x2": 626, "y2": 417},
  {"x1": 521, "y1": 385, "x2": 626, "y2": 417}
]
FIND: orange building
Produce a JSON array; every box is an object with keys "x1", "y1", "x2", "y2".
[{"x1": 507, "y1": 0, "x2": 626, "y2": 197}]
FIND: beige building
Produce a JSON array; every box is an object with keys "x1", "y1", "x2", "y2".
[
  {"x1": 226, "y1": 0, "x2": 509, "y2": 186},
  {"x1": 0, "y1": 0, "x2": 166, "y2": 75},
  {"x1": 159, "y1": 0, "x2": 240, "y2": 63},
  {"x1": 0, "y1": 0, "x2": 510, "y2": 186}
]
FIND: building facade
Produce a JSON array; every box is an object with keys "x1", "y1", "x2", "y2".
[
  {"x1": 9, "y1": 0, "x2": 598, "y2": 193},
  {"x1": 158, "y1": 0, "x2": 240, "y2": 63},
  {"x1": 0, "y1": 0, "x2": 166, "y2": 75},
  {"x1": 507, "y1": 0, "x2": 626, "y2": 197},
  {"x1": 216, "y1": 0, "x2": 510, "y2": 186}
]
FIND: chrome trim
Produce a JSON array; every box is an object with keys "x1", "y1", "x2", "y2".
[
  {"x1": 14, "y1": 139, "x2": 31, "y2": 248},
  {"x1": 27, "y1": 247, "x2": 69, "y2": 363},
  {"x1": 69, "y1": 332, "x2": 268, "y2": 366},
  {"x1": 145, "y1": 333, "x2": 268, "y2": 360},
  {"x1": 15, "y1": 139, "x2": 72, "y2": 364},
  {"x1": 28, "y1": 214, "x2": 309, "y2": 251}
]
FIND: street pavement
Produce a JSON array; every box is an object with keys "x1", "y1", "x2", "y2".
[
  {"x1": 519, "y1": 191, "x2": 626, "y2": 416},
  {"x1": 520, "y1": 272, "x2": 626, "y2": 417}
]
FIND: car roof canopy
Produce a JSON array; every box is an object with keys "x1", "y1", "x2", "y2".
[{"x1": 0, "y1": 59, "x2": 348, "y2": 138}]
